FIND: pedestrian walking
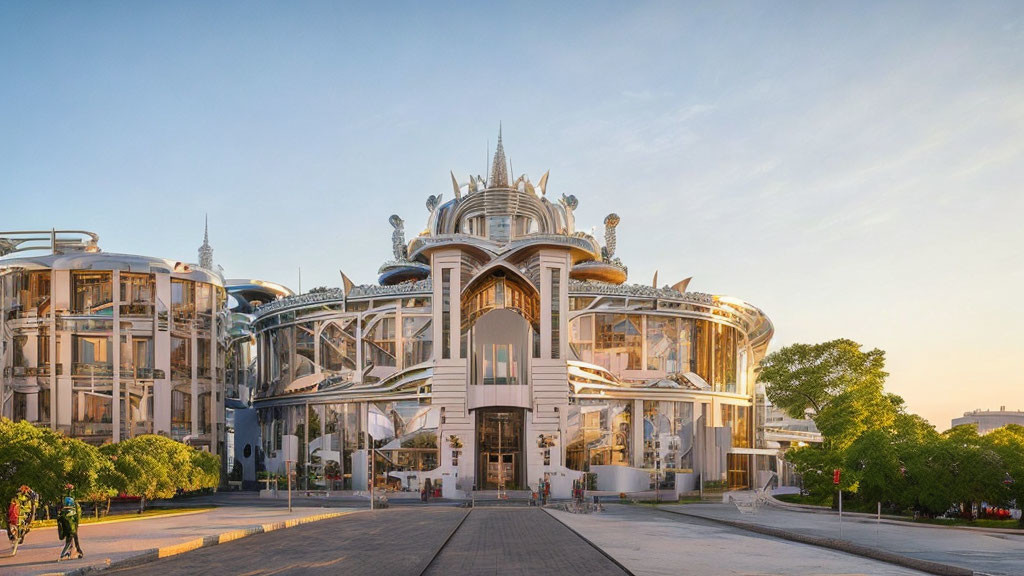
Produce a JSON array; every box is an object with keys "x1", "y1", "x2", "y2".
[
  {"x1": 6, "y1": 497, "x2": 19, "y2": 545},
  {"x1": 57, "y1": 484, "x2": 84, "y2": 561}
]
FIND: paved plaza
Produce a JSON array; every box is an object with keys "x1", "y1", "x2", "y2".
[
  {"x1": 5, "y1": 497, "x2": 1024, "y2": 575},
  {"x1": 547, "y1": 504, "x2": 929, "y2": 576},
  {"x1": 0, "y1": 504, "x2": 356, "y2": 576},
  {"x1": 423, "y1": 508, "x2": 626, "y2": 576},
  {"x1": 104, "y1": 507, "x2": 626, "y2": 576},
  {"x1": 668, "y1": 502, "x2": 1024, "y2": 576}
]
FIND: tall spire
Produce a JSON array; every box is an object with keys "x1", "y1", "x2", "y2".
[
  {"x1": 488, "y1": 124, "x2": 508, "y2": 188},
  {"x1": 198, "y1": 214, "x2": 214, "y2": 269}
]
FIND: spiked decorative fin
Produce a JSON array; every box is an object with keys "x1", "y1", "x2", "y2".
[
  {"x1": 450, "y1": 171, "x2": 462, "y2": 200},
  {"x1": 671, "y1": 278, "x2": 692, "y2": 293},
  {"x1": 537, "y1": 171, "x2": 549, "y2": 196}
]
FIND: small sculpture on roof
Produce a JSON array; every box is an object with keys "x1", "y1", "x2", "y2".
[
  {"x1": 602, "y1": 213, "x2": 620, "y2": 261},
  {"x1": 389, "y1": 215, "x2": 407, "y2": 261}
]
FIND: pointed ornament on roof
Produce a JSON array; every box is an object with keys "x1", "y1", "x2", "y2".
[
  {"x1": 488, "y1": 124, "x2": 509, "y2": 188},
  {"x1": 198, "y1": 214, "x2": 214, "y2": 269}
]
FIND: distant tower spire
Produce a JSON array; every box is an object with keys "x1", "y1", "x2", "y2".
[
  {"x1": 489, "y1": 124, "x2": 508, "y2": 188},
  {"x1": 198, "y1": 214, "x2": 214, "y2": 268}
]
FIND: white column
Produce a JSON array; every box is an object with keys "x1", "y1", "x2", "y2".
[{"x1": 112, "y1": 270, "x2": 121, "y2": 442}]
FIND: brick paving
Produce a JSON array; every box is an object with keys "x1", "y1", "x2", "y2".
[
  {"x1": 109, "y1": 507, "x2": 468, "y2": 576},
  {"x1": 423, "y1": 508, "x2": 627, "y2": 576}
]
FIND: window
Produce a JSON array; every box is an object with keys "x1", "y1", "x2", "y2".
[
  {"x1": 197, "y1": 338, "x2": 212, "y2": 379},
  {"x1": 132, "y1": 338, "x2": 155, "y2": 377},
  {"x1": 171, "y1": 336, "x2": 191, "y2": 381},
  {"x1": 512, "y1": 216, "x2": 534, "y2": 237},
  {"x1": 487, "y1": 215, "x2": 511, "y2": 242},
  {"x1": 294, "y1": 323, "x2": 316, "y2": 378},
  {"x1": 594, "y1": 313, "x2": 642, "y2": 373},
  {"x1": 120, "y1": 273, "x2": 154, "y2": 316},
  {"x1": 642, "y1": 401, "x2": 694, "y2": 486},
  {"x1": 695, "y1": 320, "x2": 713, "y2": 383},
  {"x1": 171, "y1": 385, "x2": 192, "y2": 440},
  {"x1": 569, "y1": 316, "x2": 594, "y2": 363},
  {"x1": 481, "y1": 344, "x2": 520, "y2": 384},
  {"x1": 720, "y1": 404, "x2": 751, "y2": 448},
  {"x1": 714, "y1": 324, "x2": 737, "y2": 392},
  {"x1": 37, "y1": 334, "x2": 58, "y2": 376},
  {"x1": 646, "y1": 317, "x2": 694, "y2": 373},
  {"x1": 196, "y1": 282, "x2": 213, "y2": 330},
  {"x1": 564, "y1": 400, "x2": 632, "y2": 470},
  {"x1": 364, "y1": 317, "x2": 397, "y2": 369},
  {"x1": 550, "y1": 269, "x2": 560, "y2": 359},
  {"x1": 441, "y1": 269, "x2": 451, "y2": 359},
  {"x1": 72, "y1": 335, "x2": 112, "y2": 376},
  {"x1": 9, "y1": 270, "x2": 51, "y2": 317},
  {"x1": 321, "y1": 321, "x2": 357, "y2": 373},
  {"x1": 72, "y1": 272, "x2": 112, "y2": 315},
  {"x1": 402, "y1": 316, "x2": 432, "y2": 367},
  {"x1": 171, "y1": 279, "x2": 195, "y2": 326}
]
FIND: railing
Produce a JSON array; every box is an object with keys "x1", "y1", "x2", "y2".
[
  {"x1": 764, "y1": 427, "x2": 823, "y2": 442},
  {"x1": 72, "y1": 363, "x2": 114, "y2": 377},
  {"x1": 120, "y1": 303, "x2": 154, "y2": 317}
]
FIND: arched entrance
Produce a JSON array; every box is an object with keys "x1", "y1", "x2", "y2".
[
  {"x1": 460, "y1": 268, "x2": 539, "y2": 491},
  {"x1": 476, "y1": 407, "x2": 525, "y2": 490}
]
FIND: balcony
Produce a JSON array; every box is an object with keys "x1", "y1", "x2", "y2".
[
  {"x1": 120, "y1": 303, "x2": 154, "y2": 317},
  {"x1": 72, "y1": 362, "x2": 114, "y2": 378}
]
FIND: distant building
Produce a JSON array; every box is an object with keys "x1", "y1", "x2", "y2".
[{"x1": 951, "y1": 407, "x2": 1024, "y2": 434}]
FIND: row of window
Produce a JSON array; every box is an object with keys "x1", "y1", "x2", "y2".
[
  {"x1": 2, "y1": 270, "x2": 219, "y2": 322},
  {"x1": 9, "y1": 383, "x2": 212, "y2": 444},
  {"x1": 9, "y1": 332, "x2": 211, "y2": 380},
  {"x1": 570, "y1": 313, "x2": 743, "y2": 392},
  {"x1": 259, "y1": 316, "x2": 434, "y2": 397}
]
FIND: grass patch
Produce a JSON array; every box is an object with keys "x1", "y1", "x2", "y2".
[
  {"x1": 32, "y1": 506, "x2": 215, "y2": 528},
  {"x1": 774, "y1": 492, "x2": 832, "y2": 507},
  {"x1": 911, "y1": 517, "x2": 1022, "y2": 530}
]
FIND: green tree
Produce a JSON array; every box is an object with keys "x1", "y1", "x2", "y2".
[
  {"x1": 101, "y1": 436, "x2": 176, "y2": 512},
  {"x1": 0, "y1": 418, "x2": 115, "y2": 510},
  {"x1": 983, "y1": 424, "x2": 1024, "y2": 525}
]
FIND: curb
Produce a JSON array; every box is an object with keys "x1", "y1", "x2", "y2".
[
  {"x1": 656, "y1": 507, "x2": 972, "y2": 576},
  {"x1": 54, "y1": 510, "x2": 354, "y2": 576},
  {"x1": 767, "y1": 495, "x2": 1024, "y2": 536}
]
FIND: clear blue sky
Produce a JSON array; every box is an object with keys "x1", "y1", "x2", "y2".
[{"x1": 2, "y1": 1, "x2": 1022, "y2": 429}]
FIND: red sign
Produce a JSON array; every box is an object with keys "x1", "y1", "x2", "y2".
[{"x1": 833, "y1": 469, "x2": 841, "y2": 485}]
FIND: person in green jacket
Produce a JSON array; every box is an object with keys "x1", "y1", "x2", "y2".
[{"x1": 57, "y1": 484, "x2": 83, "y2": 561}]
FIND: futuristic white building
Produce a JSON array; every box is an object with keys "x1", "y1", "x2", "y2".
[
  {"x1": 250, "y1": 132, "x2": 775, "y2": 497},
  {"x1": 0, "y1": 229, "x2": 227, "y2": 455}
]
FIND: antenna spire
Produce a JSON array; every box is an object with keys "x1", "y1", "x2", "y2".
[
  {"x1": 488, "y1": 124, "x2": 508, "y2": 188},
  {"x1": 198, "y1": 214, "x2": 214, "y2": 269}
]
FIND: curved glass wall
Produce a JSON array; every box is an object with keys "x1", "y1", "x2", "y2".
[
  {"x1": 320, "y1": 320, "x2": 357, "y2": 375},
  {"x1": 642, "y1": 400, "x2": 694, "y2": 487},
  {"x1": 565, "y1": 399, "x2": 632, "y2": 470},
  {"x1": 253, "y1": 299, "x2": 434, "y2": 399},
  {"x1": 570, "y1": 313, "x2": 743, "y2": 392}
]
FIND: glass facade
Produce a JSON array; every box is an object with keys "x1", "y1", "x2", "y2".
[
  {"x1": 570, "y1": 313, "x2": 742, "y2": 391},
  {"x1": 72, "y1": 272, "x2": 113, "y2": 315},
  {"x1": 565, "y1": 399, "x2": 633, "y2": 470},
  {"x1": 642, "y1": 400, "x2": 695, "y2": 484}
]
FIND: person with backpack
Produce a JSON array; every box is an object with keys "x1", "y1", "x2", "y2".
[{"x1": 57, "y1": 484, "x2": 84, "y2": 561}]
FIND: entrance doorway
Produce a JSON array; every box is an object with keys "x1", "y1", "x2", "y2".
[{"x1": 476, "y1": 408, "x2": 525, "y2": 490}]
